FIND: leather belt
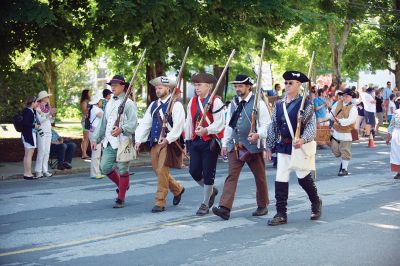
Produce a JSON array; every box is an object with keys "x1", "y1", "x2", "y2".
[{"x1": 280, "y1": 138, "x2": 292, "y2": 144}]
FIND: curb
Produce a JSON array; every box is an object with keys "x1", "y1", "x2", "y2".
[{"x1": 1, "y1": 160, "x2": 153, "y2": 181}]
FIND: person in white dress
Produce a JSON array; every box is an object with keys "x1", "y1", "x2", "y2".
[{"x1": 386, "y1": 109, "x2": 400, "y2": 179}]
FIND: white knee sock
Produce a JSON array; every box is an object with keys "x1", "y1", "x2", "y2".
[
  {"x1": 203, "y1": 185, "x2": 213, "y2": 206},
  {"x1": 341, "y1": 159, "x2": 349, "y2": 170}
]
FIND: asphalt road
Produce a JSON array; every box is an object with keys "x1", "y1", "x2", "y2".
[{"x1": 0, "y1": 138, "x2": 399, "y2": 266}]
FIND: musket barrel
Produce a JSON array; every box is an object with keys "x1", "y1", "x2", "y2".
[{"x1": 198, "y1": 49, "x2": 235, "y2": 127}]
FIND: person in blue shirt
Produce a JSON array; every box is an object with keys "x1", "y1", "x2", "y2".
[
  {"x1": 50, "y1": 128, "x2": 77, "y2": 170},
  {"x1": 314, "y1": 88, "x2": 328, "y2": 122},
  {"x1": 383, "y1": 81, "x2": 392, "y2": 122}
]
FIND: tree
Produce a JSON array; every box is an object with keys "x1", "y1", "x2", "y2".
[
  {"x1": 0, "y1": 0, "x2": 96, "y2": 113},
  {"x1": 93, "y1": 0, "x2": 294, "y2": 104}
]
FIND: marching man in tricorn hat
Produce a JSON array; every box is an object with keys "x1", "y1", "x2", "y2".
[
  {"x1": 329, "y1": 88, "x2": 358, "y2": 176},
  {"x1": 212, "y1": 74, "x2": 270, "y2": 220},
  {"x1": 184, "y1": 73, "x2": 225, "y2": 216},
  {"x1": 91, "y1": 75, "x2": 138, "y2": 208},
  {"x1": 134, "y1": 76, "x2": 185, "y2": 213},
  {"x1": 265, "y1": 71, "x2": 322, "y2": 226}
]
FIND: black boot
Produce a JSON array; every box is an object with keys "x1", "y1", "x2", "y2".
[
  {"x1": 298, "y1": 173, "x2": 322, "y2": 220},
  {"x1": 268, "y1": 182, "x2": 288, "y2": 226}
]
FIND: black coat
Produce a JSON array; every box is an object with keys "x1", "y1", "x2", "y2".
[{"x1": 22, "y1": 107, "x2": 36, "y2": 146}]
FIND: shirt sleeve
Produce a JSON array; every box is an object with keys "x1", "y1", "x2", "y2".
[
  {"x1": 184, "y1": 98, "x2": 194, "y2": 141},
  {"x1": 134, "y1": 102, "x2": 154, "y2": 144},
  {"x1": 206, "y1": 97, "x2": 225, "y2": 134},
  {"x1": 92, "y1": 113, "x2": 106, "y2": 143},
  {"x1": 121, "y1": 101, "x2": 138, "y2": 136},
  {"x1": 221, "y1": 103, "x2": 233, "y2": 148},
  {"x1": 388, "y1": 115, "x2": 396, "y2": 134},
  {"x1": 166, "y1": 101, "x2": 185, "y2": 144},
  {"x1": 266, "y1": 105, "x2": 279, "y2": 149},
  {"x1": 301, "y1": 102, "x2": 317, "y2": 143},
  {"x1": 256, "y1": 100, "x2": 271, "y2": 139}
]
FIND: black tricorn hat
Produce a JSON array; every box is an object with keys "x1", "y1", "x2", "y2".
[
  {"x1": 106, "y1": 75, "x2": 128, "y2": 85},
  {"x1": 283, "y1": 71, "x2": 309, "y2": 83},
  {"x1": 230, "y1": 74, "x2": 254, "y2": 86},
  {"x1": 343, "y1": 88, "x2": 356, "y2": 98},
  {"x1": 191, "y1": 73, "x2": 217, "y2": 84}
]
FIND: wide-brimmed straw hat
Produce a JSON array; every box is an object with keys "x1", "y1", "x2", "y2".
[{"x1": 37, "y1": 91, "x2": 52, "y2": 101}]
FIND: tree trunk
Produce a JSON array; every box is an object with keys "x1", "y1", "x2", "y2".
[
  {"x1": 390, "y1": 62, "x2": 400, "y2": 90},
  {"x1": 327, "y1": 18, "x2": 352, "y2": 90},
  {"x1": 213, "y1": 64, "x2": 226, "y2": 97},
  {"x1": 146, "y1": 60, "x2": 166, "y2": 105},
  {"x1": 35, "y1": 50, "x2": 57, "y2": 124}
]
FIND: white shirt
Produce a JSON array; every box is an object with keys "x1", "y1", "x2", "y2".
[
  {"x1": 388, "y1": 101, "x2": 396, "y2": 115},
  {"x1": 135, "y1": 95, "x2": 185, "y2": 144},
  {"x1": 35, "y1": 108, "x2": 52, "y2": 135},
  {"x1": 330, "y1": 101, "x2": 358, "y2": 141},
  {"x1": 222, "y1": 92, "x2": 271, "y2": 147},
  {"x1": 184, "y1": 96, "x2": 225, "y2": 140},
  {"x1": 90, "y1": 105, "x2": 103, "y2": 129},
  {"x1": 362, "y1": 92, "x2": 376, "y2": 113},
  {"x1": 103, "y1": 96, "x2": 133, "y2": 149}
]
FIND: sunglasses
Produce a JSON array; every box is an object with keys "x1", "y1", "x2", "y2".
[{"x1": 284, "y1": 81, "x2": 298, "y2": 85}]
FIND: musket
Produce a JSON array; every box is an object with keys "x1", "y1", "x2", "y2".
[
  {"x1": 113, "y1": 49, "x2": 147, "y2": 129},
  {"x1": 159, "y1": 47, "x2": 190, "y2": 141},
  {"x1": 250, "y1": 38, "x2": 266, "y2": 134},
  {"x1": 294, "y1": 51, "x2": 315, "y2": 140},
  {"x1": 197, "y1": 49, "x2": 235, "y2": 128}
]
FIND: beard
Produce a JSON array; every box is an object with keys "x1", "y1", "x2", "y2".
[
  {"x1": 236, "y1": 90, "x2": 245, "y2": 97},
  {"x1": 156, "y1": 91, "x2": 167, "y2": 98}
]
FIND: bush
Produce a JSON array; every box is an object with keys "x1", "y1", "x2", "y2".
[{"x1": 0, "y1": 68, "x2": 45, "y2": 123}]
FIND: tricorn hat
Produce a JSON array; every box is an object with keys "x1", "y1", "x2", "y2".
[
  {"x1": 230, "y1": 74, "x2": 254, "y2": 86},
  {"x1": 149, "y1": 76, "x2": 177, "y2": 88},
  {"x1": 106, "y1": 75, "x2": 128, "y2": 86},
  {"x1": 191, "y1": 73, "x2": 217, "y2": 84},
  {"x1": 283, "y1": 71, "x2": 309, "y2": 83},
  {"x1": 342, "y1": 88, "x2": 355, "y2": 98}
]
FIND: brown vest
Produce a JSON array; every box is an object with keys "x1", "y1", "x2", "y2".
[{"x1": 333, "y1": 100, "x2": 355, "y2": 133}]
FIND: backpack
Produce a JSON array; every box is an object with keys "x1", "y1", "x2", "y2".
[
  {"x1": 84, "y1": 105, "x2": 94, "y2": 130},
  {"x1": 13, "y1": 112, "x2": 23, "y2": 132}
]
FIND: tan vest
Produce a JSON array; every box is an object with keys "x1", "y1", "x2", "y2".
[{"x1": 333, "y1": 100, "x2": 355, "y2": 133}]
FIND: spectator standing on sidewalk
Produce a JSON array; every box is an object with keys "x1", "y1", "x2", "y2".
[
  {"x1": 22, "y1": 96, "x2": 39, "y2": 180},
  {"x1": 375, "y1": 88, "x2": 384, "y2": 134},
  {"x1": 383, "y1": 81, "x2": 392, "y2": 122},
  {"x1": 50, "y1": 128, "x2": 77, "y2": 170},
  {"x1": 35, "y1": 91, "x2": 55, "y2": 178},
  {"x1": 388, "y1": 94, "x2": 396, "y2": 123},
  {"x1": 363, "y1": 87, "x2": 376, "y2": 139},
  {"x1": 80, "y1": 89, "x2": 91, "y2": 160},
  {"x1": 88, "y1": 95, "x2": 104, "y2": 179},
  {"x1": 102, "y1": 89, "x2": 112, "y2": 111}
]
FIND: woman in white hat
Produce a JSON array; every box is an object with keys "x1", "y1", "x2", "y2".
[
  {"x1": 35, "y1": 90, "x2": 55, "y2": 178},
  {"x1": 88, "y1": 94, "x2": 104, "y2": 179}
]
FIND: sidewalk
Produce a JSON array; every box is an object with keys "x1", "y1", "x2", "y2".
[{"x1": 0, "y1": 152, "x2": 153, "y2": 181}]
